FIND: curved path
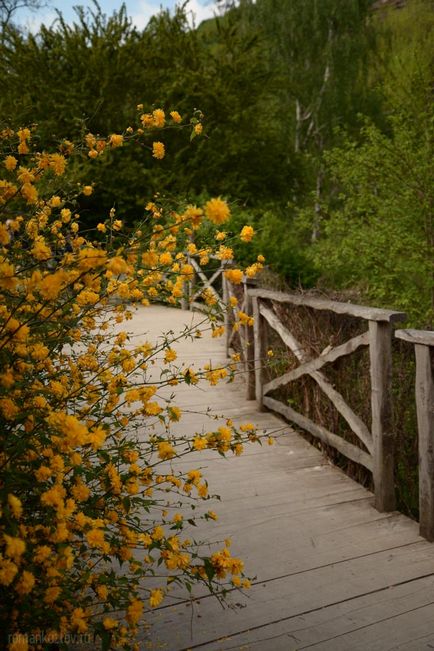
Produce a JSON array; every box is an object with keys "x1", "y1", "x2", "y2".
[{"x1": 130, "y1": 306, "x2": 434, "y2": 651}]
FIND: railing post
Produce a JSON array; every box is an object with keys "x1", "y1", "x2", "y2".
[
  {"x1": 414, "y1": 343, "x2": 434, "y2": 540},
  {"x1": 244, "y1": 277, "x2": 256, "y2": 400},
  {"x1": 369, "y1": 320, "x2": 396, "y2": 512},
  {"x1": 395, "y1": 330, "x2": 434, "y2": 540},
  {"x1": 252, "y1": 296, "x2": 267, "y2": 411}
]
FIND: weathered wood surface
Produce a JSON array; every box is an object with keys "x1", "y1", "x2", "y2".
[
  {"x1": 415, "y1": 344, "x2": 434, "y2": 540},
  {"x1": 263, "y1": 396, "x2": 373, "y2": 471},
  {"x1": 118, "y1": 306, "x2": 434, "y2": 651},
  {"x1": 263, "y1": 330, "x2": 369, "y2": 393},
  {"x1": 249, "y1": 288, "x2": 407, "y2": 323},
  {"x1": 259, "y1": 302, "x2": 374, "y2": 455},
  {"x1": 369, "y1": 320, "x2": 396, "y2": 512},
  {"x1": 395, "y1": 329, "x2": 434, "y2": 347}
]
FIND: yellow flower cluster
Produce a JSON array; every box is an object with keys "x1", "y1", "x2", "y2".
[{"x1": 0, "y1": 112, "x2": 264, "y2": 650}]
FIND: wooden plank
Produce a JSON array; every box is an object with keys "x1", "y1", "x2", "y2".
[
  {"x1": 296, "y1": 602, "x2": 434, "y2": 650},
  {"x1": 369, "y1": 320, "x2": 396, "y2": 512},
  {"x1": 199, "y1": 576, "x2": 434, "y2": 651},
  {"x1": 260, "y1": 304, "x2": 373, "y2": 454},
  {"x1": 118, "y1": 305, "x2": 434, "y2": 651},
  {"x1": 249, "y1": 288, "x2": 406, "y2": 323},
  {"x1": 146, "y1": 542, "x2": 434, "y2": 651},
  {"x1": 396, "y1": 329, "x2": 434, "y2": 347},
  {"x1": 264, "y1": 331, "x2": 369, "y2": 393},
  {"x1": 415, "y1": 344, "x2": 434, "y2": 541},
  {"x1": 263, "y1": 396, "x2": 373, "y2": 471}
]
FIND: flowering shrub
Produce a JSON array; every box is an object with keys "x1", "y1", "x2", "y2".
[{"x1": 0, "y1": 108, "x2": 265, "y2": 650}]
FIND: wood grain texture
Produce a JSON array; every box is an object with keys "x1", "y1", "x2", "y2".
[
  {"x1": 263, "y1": 396, "x2": 373, "y2": 471},
  {"x1": 249, "y1": 288, "x2": 406, "y2": 323},
  {"x1": 395, "y1": 329, "x2": 434, "y2": 347},
  {"x1": 369, "y1": 320, "x2": 396, "y2": 512},
  {"x1": 415, "y1": 344, "x2": 434, "y2": 540},
  {"x1": 114, "y1": 305, "x2": 434, "y2": 651},
  {"x1": 259, "y1": 303, "x2": 373, "y2": 454}
]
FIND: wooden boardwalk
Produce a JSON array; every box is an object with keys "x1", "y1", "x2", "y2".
[{"x1": 131, "y1": 306, "x2": 434, "y2": 651}]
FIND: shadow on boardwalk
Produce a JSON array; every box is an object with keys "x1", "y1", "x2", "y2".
[{"x1": 130, "y1": 306, "x2": 434, "y2": 651}]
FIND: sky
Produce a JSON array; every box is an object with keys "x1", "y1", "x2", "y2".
[{"x1": 14, "y1": 0, "x2": 220, "y2": 32}]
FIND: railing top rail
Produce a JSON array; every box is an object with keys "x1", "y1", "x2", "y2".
[
  {"x1": 395, "y1": 329, "x2": 434, "y2": 346},
  {"x1": 247, "y1": 288, "x2": 407, "y2": 323}
]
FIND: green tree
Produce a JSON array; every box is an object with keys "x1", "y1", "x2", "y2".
[
  {"x1": 309, "y1": 0, "x2": 434, "y2": 325},
  {"x1": 251, "y1": 0, "x2": 379, "y2": 237}
]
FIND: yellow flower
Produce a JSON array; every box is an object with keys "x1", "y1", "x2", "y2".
[
  {"x1": 152, "y1": 141, "x2": 165, "y2": 159},
  {"x1": 239, "y1": 423, "x2": 255, "y2": 433},
  {"x1": 158, "y1": 441, "x2": 175, "y2": 460},
  {"x1": 15, "y1": 570, "x2": 35, "y2": 595},
  {"x1": 31, "y1": 237, "x2": 51, "y2": 261},
  {"x1": 217, "y1": 245, "x2": 233, "y2": 260},
  {"x1": 8, "y1": 494, "x2": 22, "y2": 519},
  {"x1": 86, "y1": 529, "x2": 109, "y2": 553},
  {"x1": 224, "y1": 268, "x2": 243, "y2": 284},
  {"x1": 240, "y1": 225, "x2": 255, "y2": 242},
  {"x1": 44, "y1": 586, "x2": 61, "y2": 603},
  {"x1": 152, "y1": 108, "x2": 165, "y2": 127},
  {"x1": 149, "y1": 588, "x2": 164, "y2": 608},
  {"x1": 4, "y1": 155, "x2": 18, "y2": 171},
  {"x1": 152, "y1": 526, "x2": 164, "y2": 541},
  {"x1": 126, "y1": 598, "x2": 144, "y2": 625},
  {"x1": 18, "y1": 167, "x2": 36, "y2": 184},
  {"x1": 49, "y1": 195, "x2": 62, "y2": 207},
  {"x1": 109, "y1": 134, "x2": 124, "y2": 147},
  {"x1": 205, "y1": 197, "x2": 230, "y2": 225},
  {"x1": 170, "y1": 110, "x2": 182, "y2": 123},
  {"x1": 96, "y1": 585, "x2": 109, "y2": 600},
  {"x1": 193, "y1": 437, "x2": 207, "y2": 450},
  {"x1": 49, "y1": 153, "x2": 67, "y2": 175},
  {"x1": 0, "y1": 223, "x2": 10, "y2": 245},
  {"x1": 159, "y1": 251, "x2": 172, "y2": 266},
  {"x1": 0, "y1": 558, "x2": 18, "y2": 585},
  {"x1": 82, "y1": 185, "x2": 93, "y2": 196},
  {"x1": 0, "y1": 398, "x2": 19, "y2": 420},
  {"x1": 194, "y1": 123, "x2": 203, "y2": 135},
  {"x1": 164, "y1": 348, "x2": 177, "y2": 363},
  {"x1": 103, "y1": 617, "x2": 118, "y2": 630},
  {"x1": 71, "y1": 607, "x2": 88, "y2": 633},
  {"x1": 34, "y1": 545, "x2": 51, "y2": 564},
  {"x1": 60, "y1": 208, "x2": 71, "y2": 223},
  {"x1": 4, "y1": 535, "x2": 26, "y2": 562}
]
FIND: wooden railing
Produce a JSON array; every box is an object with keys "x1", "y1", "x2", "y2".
[
  {"x1": 181, "y1": 254, "x2": 228, "y2": 312},
  {"x1": 395, "y1": 330, "x2": 434, "y2": 540},
  {"x1": 245, "y1": 288, "x2": 406, "y2": 513},
  {"x1": 223, "y1": 276, "x2": 256, "y2": 399},
  {"x1": 183, "y1": 272, "x2": 434, "y2": 539}
]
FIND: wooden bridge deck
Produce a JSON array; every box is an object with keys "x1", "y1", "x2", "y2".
[{"x1": 131, "y1": 306, "x2": 434, "y2": 651}]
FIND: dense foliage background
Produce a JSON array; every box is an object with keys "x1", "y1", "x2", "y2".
[{"x1": 1, "y1": 0, "x2": 433, "y2": 325}]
